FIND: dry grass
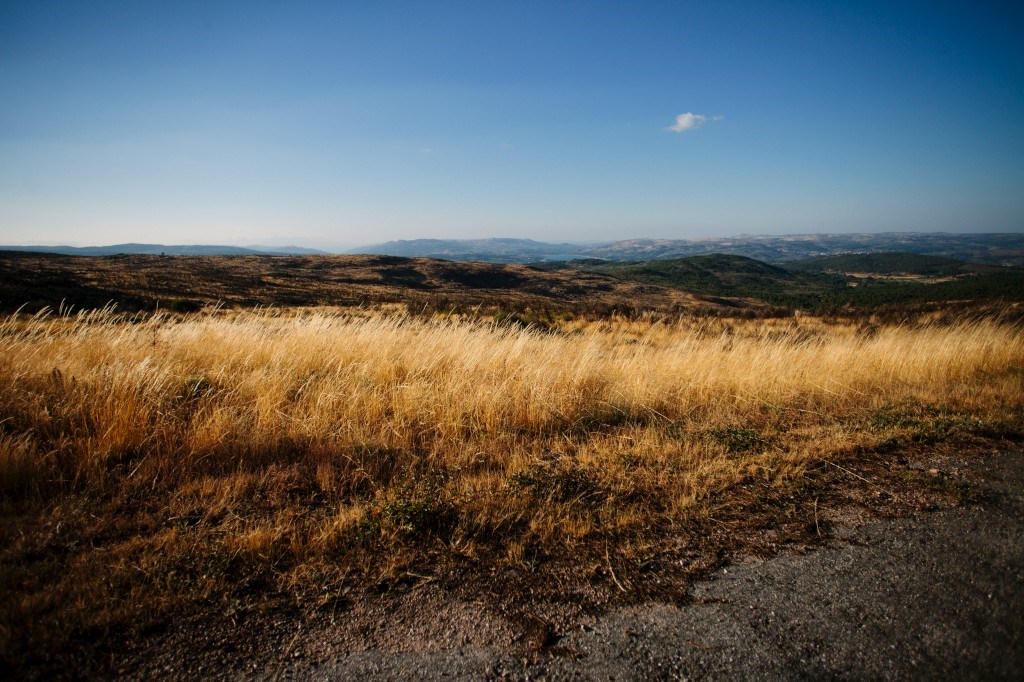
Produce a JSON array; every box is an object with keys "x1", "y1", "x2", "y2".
[{"x1": 1, "y1": 306, "x2": 1022, "y2": 673}]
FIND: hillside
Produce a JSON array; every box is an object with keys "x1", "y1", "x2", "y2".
[
  {"x1": 581, "y1": 233, "x2": 1024, "y2": 265},
  {"x1": 346, "y1": 233, "x2": 1024, "y2": 265},
  {"x1": 595, "y1": 254, "x2": 839, "y2": 302},
  {"x1": 538, "y1": 252, "x2": 1024, "y2": 310},
  {"x1": 2, "y1": 249, "x2": 1019, "y2": 320},
  {"x1": 7, "y1": 233, "x2": 1024, "y2": 265},
  {"x1": 786, "y1": 252, "x2": 1003, "y2": 276},
  {"x1": 0, "y1": 251, "x2": 743, "y2": 317}
]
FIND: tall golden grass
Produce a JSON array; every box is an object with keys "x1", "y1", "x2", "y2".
[
  {"x1": 0, "y1": 307, "x2": 1022, "y2": 660},
  {"x1": 3, "y1": 308, "x2": 1022, "y2": 506}
]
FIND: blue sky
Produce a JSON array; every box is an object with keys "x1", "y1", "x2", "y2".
[{"x1": 1, "y1": 0, "x2": 1021, "y2": 248}]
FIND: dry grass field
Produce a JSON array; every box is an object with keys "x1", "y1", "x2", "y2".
[{"x1": 1, "y1": 304, "x2": 1022, "y2": 675}]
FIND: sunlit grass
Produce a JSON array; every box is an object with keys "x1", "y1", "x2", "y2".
[{"x1": 1, "y1": 306, "x2": 1021, "y2": 670}]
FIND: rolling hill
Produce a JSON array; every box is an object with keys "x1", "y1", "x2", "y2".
[
  {"x1": 0, "y1": 251, "x2": 747, "y2": 317},
  {"x1": 7, "y1": 232, "x2": 1023, "y2": 265},
  {"x1": 537, "y1": 252, "x2": 1024, "y2": 310},
  {"x1": 785, "y1": 251, "x2": 1005, "y2": 276},
  {"x1": 350, "y1": 233, "x2": 1024, "y2": 266},
  {"x1": 3, "y1": 248, "x2": 1020, "y2": 319},
  {"x1": 580, "y1": 232, "x2": 1024, "y2": 265}
]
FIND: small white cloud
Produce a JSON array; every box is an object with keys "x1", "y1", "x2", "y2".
[
  {"x1": 500, "y1": 143, "x2": 515, "y2": 151},
  {"x1": 420, "y1": 148, "x2": 434, "y2": 154},
  {"x1": 667, "y1": 112, "x2": 723, "y2": 133}
]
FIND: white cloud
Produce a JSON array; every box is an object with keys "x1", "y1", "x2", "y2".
[{"x1": 667, "y1": 112, "x2": 723, "y2": 133}]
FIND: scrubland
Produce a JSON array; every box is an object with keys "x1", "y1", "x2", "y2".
[{"x1": 1, "y1": 306, "x2": 1022, "y2": 673}]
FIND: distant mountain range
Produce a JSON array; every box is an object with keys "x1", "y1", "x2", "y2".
[
  {"x1": 350, "y1": 233, "x2": 1024, "y2": 266},
  {"x1": 0, "y1": 243, "x2": 328, "y2": 257},
  {"x1": 3, "y1": 232, "x2": 1023, "y2": 265},
  {"x1": 346, "y1": 238, "x2": 584, "y2": 262}
]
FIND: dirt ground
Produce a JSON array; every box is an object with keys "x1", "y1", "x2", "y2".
[{"x1": 121, "y1": 447, "x2": 1023, "y2": 680}]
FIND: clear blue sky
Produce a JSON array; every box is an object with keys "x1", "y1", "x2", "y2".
[{"x1": 1, "y1": 0, "x2": 1022, "y2": 248}]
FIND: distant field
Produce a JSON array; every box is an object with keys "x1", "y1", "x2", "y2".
[
  {"x1": 3, "y1": 250, "x2": 1022, "y2": 322},
  {"x1": 537, "y1": 252, "x2": 1024, "y2": 311},
  {"x1": 0, "y1": 251, "x2": 745, "y2": 318},
  {"x1": 351, "y1": 232, "x2": 1024, "y2": 265},
  {"x1": 784, "y1": 251, "x2": 1003, "y2": 276},
  {"x1": 1, "y1": 306, "x2": 1021, "y2": 675}
]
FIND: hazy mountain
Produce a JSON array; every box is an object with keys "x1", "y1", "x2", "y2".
[
  {"x1": 6, "y1": 232, "x2": 1022, "y2": 264},
  {"x1": 0, "y1": 243, "x2": 328, "y2": 257},
  {"x1": 244, "y1": 245, "x2": 331, "y2": 255},
  {"x1": 347, "y1": 238, "x2": 586, "y2": 262},
  {"x1": 349, "y1": 233, "x2": 1024, "y2": 266},
  {"x1": 581, "y1": 233, "x2": 1024, "y2": 265}
]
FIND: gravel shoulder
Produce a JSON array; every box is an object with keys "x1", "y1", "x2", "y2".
[
  {"x1": 271, "y1": 448, "x2": 1024, "y2": 681},
  {"x1": 125, "y1": 448, "x2": 1023, "y2": 680},
  {"x1": 528, "y1": 449, "x2": 1024, "y2": 681}
]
